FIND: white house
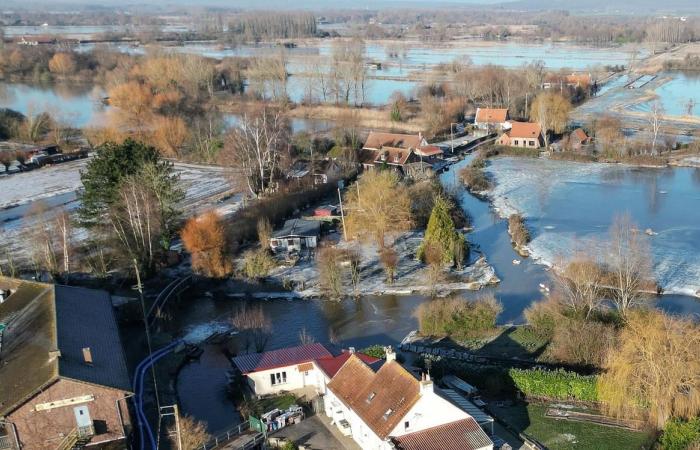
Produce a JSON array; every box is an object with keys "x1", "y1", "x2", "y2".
[
  {"x1": 324, "y1": 348, "x2": 493, "y2": 450},
  {"x1": 474, "y1": 108, "x2": 510, "y2": 131},
  {"x1": 231, "y1": 343, "x2": 381, "y2": 397}
]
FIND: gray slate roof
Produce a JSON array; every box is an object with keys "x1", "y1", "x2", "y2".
[
  {"x1": 272, "y1": 219, "x2": 321, "y2": 239},
  {"x1": 0, "y1": 278, "x2": 131, "y2": 417}
]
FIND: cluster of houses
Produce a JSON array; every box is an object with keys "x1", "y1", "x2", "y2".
[{"x1": 233, "y1": 343, "x2": 494, "y2": 450}]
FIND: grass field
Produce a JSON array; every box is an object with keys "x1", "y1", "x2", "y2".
[{"x1": 491, "y1": 403, "x2": 654, "y2": 450}]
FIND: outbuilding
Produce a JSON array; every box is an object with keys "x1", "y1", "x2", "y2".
[{"x1": 270, "y1": 219, "x2": 321, "y2": 254}]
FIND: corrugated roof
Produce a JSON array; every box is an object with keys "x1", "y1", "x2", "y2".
[
  {"x1": 414, "y1": 145, "x2": 443, "y2": 158},
  {"x1": 393, "y1": 417, "x2": 493, "y2": 450},
  {"x1": 327, "y1": 355, "x2": 421, "y2": 440},
  {"x1": 440, "y1": 389, "x2": 493, "y2": 426},
  {"x1": 475, "y1": 108, "x2": 509, "y2": 124},
  {"x1": 272, "y1": 219, "x2": 321, "y2": 239},
  {"x1": 0, "y1": 278, "x2": 131, "y2": 417},
  {"x1": 232, "y1": 343, "x2": 333, "y2": 374},
  {"x1": 363, "y1": 132, "x2": 424, "y2": 151}
]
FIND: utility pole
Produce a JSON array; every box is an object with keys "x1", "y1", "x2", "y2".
[
  {"x1": 338, "y1": 187, "x2": 347, "y2": 241},
  {"x1": 134, "y1": 259, "x2": 161, "y2": 413}
]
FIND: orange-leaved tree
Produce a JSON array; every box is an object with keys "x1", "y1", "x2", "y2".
[{"x1": 181, "y1": 211, "x2": 232, "y2": 278}]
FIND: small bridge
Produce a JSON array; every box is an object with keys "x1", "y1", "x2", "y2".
[{"x1": 199, "y1": 421, "x2": 265, "y2": 450}]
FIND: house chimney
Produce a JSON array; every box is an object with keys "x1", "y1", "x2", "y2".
[
  {"x1": 420, "y1": 372, "x2": 434, "y2": 395},
  {"x1": 348, "y1": 347, "x2": 356, "y2": 354},
  {"x1": 384, "y1": 346, "x2": 396, "y2": 362},
  {"x1": 48, "y1": 349, "x2": 61, "y2": 361},
  {"x1": 82, "y1": 347, "x2": 93, "y2": 365}
]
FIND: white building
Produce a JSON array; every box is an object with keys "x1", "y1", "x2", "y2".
[
  {"x1": 232, "y1": 343, "x2": 381, "y2": 397},
  {"x1": 233, "y1": 344, "x2": 493, "y2": 450},
  {"x1": 324, "y1": 348, "x2": 493, "y2": 450}
]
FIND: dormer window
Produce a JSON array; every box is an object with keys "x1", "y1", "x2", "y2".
[
  {"x1": 394, "y1": 155, "x2": 400, "y2": 163},
  {"x1": 382, "y1": 408, "x2": 394, "y2": 421},
  {"x1": 366, "y1": 392, "x2": 376, "y2": 403}
]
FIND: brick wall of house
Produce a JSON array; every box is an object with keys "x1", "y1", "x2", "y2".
[{"x1": 7, "y1": 378, "x2": 131, "y2": 450}]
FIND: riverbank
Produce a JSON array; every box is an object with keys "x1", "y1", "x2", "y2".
[{"x1": 260, "y1": 230, "x2": 499, "y2": 299}]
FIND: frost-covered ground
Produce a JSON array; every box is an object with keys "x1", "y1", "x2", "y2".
[
  {"x1": 262, "y1": 231, "x2": 499, "y2": 298},
  {"x1": 0, "y1": 158, "x2": 240, "y2": 265},
  {"x1": 485, "y1": 157, "x2": 700, "y2": 296}
]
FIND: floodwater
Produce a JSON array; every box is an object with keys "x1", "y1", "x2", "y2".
[
  {"x1": 629, "y1": 72, "x2": 700, "y2": 117},
  {"x1": 174, "y1": 155, "x2": 700, "y2": 431},
  {"x1": 0, "y1": 82, "x2": 106, "y2": 128}
]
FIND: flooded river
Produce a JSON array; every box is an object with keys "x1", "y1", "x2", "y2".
[{"x1": 175, "y1": 156, "x2": 700, "y2": 431}]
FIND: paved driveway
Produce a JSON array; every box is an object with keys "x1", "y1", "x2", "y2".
[{"x1": 270, "y1": 414, "x2": 361, "y2": 450}]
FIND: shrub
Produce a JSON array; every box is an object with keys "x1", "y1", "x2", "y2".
[
  {"x1": 181, "y1": 211, "x2": 232, "y2": 278},
  {"x1": 361, "y1": 345, "x2": 387, "y2": 359},
  {"x1": 243, "y1": 248, "x2": 276, "y2": 279},
  {"x1": 318, "y1": 246, "x2": 343, "y2": 299},
  {"x1": 379, "y1": 247, "x2": 399, "y2": 283},
  {"x1": 660, "y1": 418, "x2": 700, "y2": 450},
  {"x1": 548, "y1": 319, "x2": 617, "y2": 368},
  {"x1": 459, "y1": 166, "x2": 490, "y2": 192},
  {"x1": 417, "y1": 295, "x2": 502, "y2": 340},
  {"x1": 523, "y1": 298, "x2": 560, "y2": 339},
  {"x1": 508, "y1": 214, "x2": 530, "y2": 248},
  {"x1": 509, "y1": 368, "x2": 598, "y2": 402}
]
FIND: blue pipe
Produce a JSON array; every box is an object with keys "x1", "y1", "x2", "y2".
[{"x1": 132, "y1": 340, "x2": 183, "y2": 450}]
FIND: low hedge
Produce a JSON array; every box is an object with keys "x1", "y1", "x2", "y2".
[{"x1": 508, "y1": 368, "x2": 598, "y2": 402}]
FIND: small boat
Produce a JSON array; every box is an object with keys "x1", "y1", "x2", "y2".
[
  {"x1": 645, "y1": 228, "x2": 658, "y2": 236},
  {"x1": 512, "y1": 259, "x2": 521, "y2": 265}
]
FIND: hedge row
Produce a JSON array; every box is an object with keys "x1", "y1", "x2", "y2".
[{"x1": 508, "y1": 368, "x2": 598, "y2": 402}]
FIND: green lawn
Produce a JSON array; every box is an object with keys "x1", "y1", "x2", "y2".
[
  {"x1": 491, "y1": 403, "x2": 654, "y2": 450},
  {"x1": 250, "y1": 394, "x2": 299, "y2": 416},
  {"x1": 457, "y1": 326, "x2": 550, "y2": 360}
]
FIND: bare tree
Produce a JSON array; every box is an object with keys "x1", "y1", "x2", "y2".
[
  {"x1": 607, "y1": 214, "x2": 654, "y2": 315},
  {"x1": 530, "y1": 92, "x2": 572, "y2": 149},
  {"x1": 648, "y1": 100, "x2": 664, "y2": 155},
  {"x1": 222, "y1": 108, "x2": 289, "y2": 197},
  {"x1": 298, "y1": 327, "x2": 316, "y2": 345},
  {"x1": 170, "y1": 415, "x2": 211, "y2": 450},
  {"x1": 379, "y1": 247, "x2": 399, "y2": 284},
  {"x1": 552, "y1": 250, "x2": 605, "y2": 319},
  {"x1": 231, "y1": 304, "x2": 272, "y2": 353}
]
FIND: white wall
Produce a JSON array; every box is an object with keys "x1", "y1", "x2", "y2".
[
  {"x1": 247, "y1": 365, "x2": 320, "y2": 396},
  {"x1": 389, "y1": 387, "x2": 468, "y2": 438}
]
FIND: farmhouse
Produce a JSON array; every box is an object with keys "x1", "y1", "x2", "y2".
[
  {"x1": 474, "y1": 108, "x2": 510, "y2": 131},
  {"x1": 361, "y1": 132, "x2": 432, "y2": 173},
  {"x1": 497, "y1": 121, "x2": 543, "y2": 149},
  {"x1": 325, "y1": 349, "x2": 493, "y2": 450},
  {"x1": 0, "y1": 277, "x2": 132, "y2": 450},
  {"x1": 234, "y1": 343, "x2": 493, "y2": 450},
  {"x1": 231, "y1": 343, "x2": 381, "y2": 397},
  {"x1": 269, "y1": 219, "x2": 321, "y2": 254}
]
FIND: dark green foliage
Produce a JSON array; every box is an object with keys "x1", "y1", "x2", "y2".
[
  {"x1": 509, "y1": 368, "x2": 598, "y2": 402},
  {"x1": 0, "y1": 108, "x2": 24, "y2": 140},
  {"x1": 78, "y1": 139, "x2": 178, "y2": 228},
  {"x1": 360, "y1": 345, "x2": 386, "y2": 359},
  {"x1": 417, "y1": 195, "x2": 465, "y2": 265},
  {"x1": 660, "y1": 418, "x2": 700, "y2": 450}
]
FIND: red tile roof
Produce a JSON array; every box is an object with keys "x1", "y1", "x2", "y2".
[
  {"x1": 363, "y1": 132, "x2": 424, "y2": 151},
  {"x1": 315, "y1": 351, "x2": 381, "y2": 378},
  {"x1": 232, "y1": 343, "x2": 333, "y2": 374},
  {"x1": 327, "y1": 355, "x2": 421, "y2": 439},
  {"x1": 505, "y1": 121, "x2": 542, "y2": 139},
  {"x1": 393, "y1": 418, "x2": 493, "y2": 450},
  {"x1": 475, "y1": 108, "x2": 508, "y2": 124},
  {"x1": 414, "y1": 145, "x2": 443, "y2": 158},
  {"x1": 375, "y1": 147, "x2": 413, "y2": 166},
  {"x1": 571, "y1": 128, "x2": 589, "y2": 144}
]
